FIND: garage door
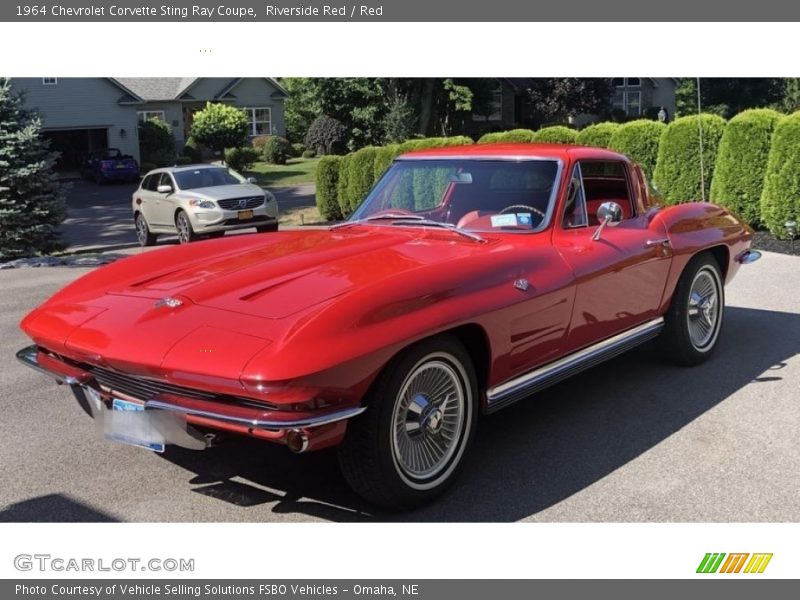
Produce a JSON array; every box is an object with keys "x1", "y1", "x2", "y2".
[{"x1": 43, "y1": 128, "x2": 108, "y2": 171}]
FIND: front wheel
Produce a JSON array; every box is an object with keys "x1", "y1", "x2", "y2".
[
  {"x1": 658, "y1": 253, "x2": 724, "y2": 366},
  {"x1": 337, "y1": 335, "x2": 477, "y2": 510},
  {"x1": 175, "y1": 210, "x2": 199, "y2": 244}
]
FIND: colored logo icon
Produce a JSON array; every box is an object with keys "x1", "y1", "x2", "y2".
[{"x1": 696, "y1": 553, "x2": 773, "y2": 574}]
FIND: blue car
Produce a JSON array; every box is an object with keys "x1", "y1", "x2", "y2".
[{"x1": 81, "y1": 148, "x2": 139, "y2": 184}]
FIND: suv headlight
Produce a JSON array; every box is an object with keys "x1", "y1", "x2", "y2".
[{"x1": 189, "y1": 198, "x2": 216, "y2": 209}]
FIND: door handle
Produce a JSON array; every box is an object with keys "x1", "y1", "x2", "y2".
[{"x1": 646, "y1": 238, "x2": 670, "y2": 247}]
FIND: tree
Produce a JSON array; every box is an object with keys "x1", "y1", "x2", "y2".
[
  {"x1": 138, "y1": 117, "x2": 174, "y2": 166},
  {"x1": 675, "y1": 78, "x2": 785, "y2": 119},
  {"x1": 0, "y1": 78, "x2": 65, "y2": 259},
  {"x1": 189, "y1": 102, "x2": 248, "y2": 154},
  {"x1": 522, "y1": 79, "x2": 613, "y2": 127},
  {"x1": 381, "y1": 95, "x2": 417, "y2": 144},
  {"x1": 304, "y1": 114, "x2": 346, "y2": 155}
]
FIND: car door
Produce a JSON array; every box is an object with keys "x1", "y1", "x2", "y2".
[
  {"x1": 135, "y1": 174, "x2": 161, "y2": 227},
  {"x1": 552, "y1": 159, "x2": 673, "y2": 350},
  {"x1": 152, "y1": 172, "x2": 178, "y2": 228}
]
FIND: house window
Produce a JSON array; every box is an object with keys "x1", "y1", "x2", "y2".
[
  {"x1": 612, "y1": 77, "x2": 643, "y2": 116},
  {"x1": 137, "y1": 111, "x2": 166, "y2": 123},
  {"x1": 613, "y1": 78, "x2": 641, "y2": 88},
  {"x1": 245, "y1": 107, "x2": 272, "y2": 136},
  {"x1": 473, "y1": 80, "x2": 503, "y2": 121},
  {"x1": 42, "y1": 78, "x2": 57, "y2": 85}
]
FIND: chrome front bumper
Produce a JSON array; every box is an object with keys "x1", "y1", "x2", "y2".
[
  {"x1": 736, "y1": 249, "x2": 762, "y2": 264},
  {"x1": 16, "y1": 345, "x2": 365, "y2": 432}
]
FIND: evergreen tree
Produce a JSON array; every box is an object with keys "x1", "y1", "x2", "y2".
[{"x1": 0, "y1": 78, "x2": 65, "y2": 259}]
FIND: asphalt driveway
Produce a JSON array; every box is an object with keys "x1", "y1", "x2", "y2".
[
  {"x1": 0, "y1": 251, "x2": 798, "y2": 522},
  {"x1": 60, "y1": 180, "x2": 316, "y2": 252}
]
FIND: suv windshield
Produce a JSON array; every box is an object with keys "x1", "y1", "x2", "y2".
[
  {"x1": 350, "y1": 158, "x2": 560, "y2": 232},
  {"x1": 173, "y1": 167, "x2": 243, "y2": 190}
]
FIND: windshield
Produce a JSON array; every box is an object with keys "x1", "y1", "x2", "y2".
[
  {"x1": 173, "y1": 167, "x2": 244, "y2": 190},
  {"x1": 350, "y1": 158, "x2": 561, "y2": 232}
]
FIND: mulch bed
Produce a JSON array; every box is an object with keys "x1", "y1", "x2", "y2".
[{"x1": 752, "y1": 230, "x2": 800, "y2": 257}]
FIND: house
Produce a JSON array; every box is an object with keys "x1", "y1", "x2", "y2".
[
  {"x1": 464, "y1": 78, "x2": 679, "y2": 136},
  {"x1": 10, "y1": 77, "x2": 288, "y2": 170}
]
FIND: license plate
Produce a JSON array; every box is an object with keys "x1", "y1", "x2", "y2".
[
  {"x1": 238, "y1": 209, "x2": 254, "y2": 220},
  {"x1": 116, "y1": 163, "x2": 126, "y2": 169},
  {"x1": 104, "y1": 398, "x2": 165, "y2": 452}
]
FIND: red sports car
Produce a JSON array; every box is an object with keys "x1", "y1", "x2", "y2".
[{"x1": 17, "y1": 144, "x2": 760, "y2": 509}]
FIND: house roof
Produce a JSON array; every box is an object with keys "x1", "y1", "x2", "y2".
[{"x1": 111, "y1": 77, "x2": 289, "y2": 102}]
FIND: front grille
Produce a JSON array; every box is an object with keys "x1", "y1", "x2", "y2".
[{"x1": 217, "y1": 196, "x2": 264, "y2": 210}]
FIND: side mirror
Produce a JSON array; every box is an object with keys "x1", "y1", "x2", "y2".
[
  {"x1": 245, "y1": 177, "x2": 258, "y2": 184},
  {"x1": 156, "y1": 184, "x2": 173, "y2": 194},
  {"x1": 592, "y1": 201, "x2": 623, "y2": 241}
]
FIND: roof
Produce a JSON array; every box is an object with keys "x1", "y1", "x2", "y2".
[
  {"x1": 112, "y1": 77, "x2": 289, "y2": 102},
  {"x1": 400, "y1": 143, "x2": 628, "y2": 162}
]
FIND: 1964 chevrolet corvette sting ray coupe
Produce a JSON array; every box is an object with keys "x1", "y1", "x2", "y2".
[{"x1": 17, "y1": 144, "x2": 760, "y2": 509}]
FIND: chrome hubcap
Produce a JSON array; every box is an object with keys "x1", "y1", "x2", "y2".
[
  {"x1": 177, "y1": 215, "x2": 190, "y2": 242},
  {"x1": 687, "y1": 269, "x2": 720, "y2": 350},
  {"x1": 136, "y1": 217, "x2": 147, "y2": 243},
  {"x1": 391, "y1": 358, "x2": 466, "y2": 483}
]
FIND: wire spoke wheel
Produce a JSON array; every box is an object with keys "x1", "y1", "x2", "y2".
[
  {"x1": 391, "y1": 357, "x2": 466, "y2": 484},
  {"x1": 686, "y1": 267, "x2": 722, "y2": 350}
]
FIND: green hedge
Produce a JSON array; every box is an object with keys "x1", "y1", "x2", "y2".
[
  {"x1": 608, "y1": 119, "x2": 666, "y2": 181},
  {"x1": 710, "y1": 108, "x2": 783, "y2": 226},
  {"x1": 477, "y1": 129, "x2": 536, "y2": 144},
  {"x1": 532, "y1": 126, "x2": 578, "y2": 144},
  {"x1": 761, "y1": 111, "x2": 800, "y2": 238},
  {"x1": 398, "y1": 136, "x2": 473, "y2": 151},
  {"x1": 336, "y1": 154, "x2": 353, "y2": 217},
  {"x1": 345, "y1": 147, "x2": 379, "y2": 213},
  {"x1": 653, "y1": 114, "x2": 726, "y2": 204},
  {"x1": 373, "y1": 144, "x2": 402, "y2": 181},
  {"x1": 316, "y1": 155, "x2": 344, "y2": 221},
  {"x1": 576, "y1": 122, "x2": 619, "y2": 148}
]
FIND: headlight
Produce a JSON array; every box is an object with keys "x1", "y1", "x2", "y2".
[
  {"x1": 189, "y1": 198, "x2": 216, "y2": 209},
  {"x1": 264, "y1": 191, "x2": 275, "y2": 203}
]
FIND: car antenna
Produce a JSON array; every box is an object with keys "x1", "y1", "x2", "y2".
[{"x1": 696, "y1": 77, "x2": 706, "y2": 203}]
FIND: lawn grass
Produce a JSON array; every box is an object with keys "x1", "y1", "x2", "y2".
[{"x1": 247, "y1": 157, "x2": 320, "y2": 187}]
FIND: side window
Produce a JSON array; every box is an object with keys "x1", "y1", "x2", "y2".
[
  {"x1": 579, "y1": 161, "x2": 635, "y2": 223},
  {"x1": 142, "y1": 174, "x2": 158, "y2": 191},
  {"x1": 140, "y1": 175, "x2": 152, "y2": 191},
  {"x1": 158, "y1": 173, "x2": 175, "y2": 190},
  {"x1": 562, "y1": 164, "x2": 588, "y2": 228}
]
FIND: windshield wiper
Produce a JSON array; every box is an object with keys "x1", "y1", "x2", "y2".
[
  {"x1": 390, "y1": 218, "x2": 486, "y2": 242},
  {"x1": 329, "y1": 213, "x2": 426, "y2": 230}
]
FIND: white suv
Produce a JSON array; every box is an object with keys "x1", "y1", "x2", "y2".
[{"x1": 132, "y1": 164, "x2": 279, "y2": 245}]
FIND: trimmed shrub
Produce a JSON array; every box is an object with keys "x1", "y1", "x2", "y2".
[
  {"x1": 316, "y1": 155, "x2": 344, "y2": 221},
  {"x1": 346, "y1": 147, "x2": 379, "y2": 213},
  {"x1": 653, "y1": 114, "x2": 726, "y2": 204},
  {"x1": 181, "y1": 136, "x2": 202, "y2": 162},
  {"x1": 224, "y1": 146, "x2": 260, "y2": 173},
  {"x1": 576, "y1": 122, "x2": 620, "y2": 148},
  {"x1": 608, "y1": 119, "x2": 666, "y2": 181},
  {"x1": 532, "y1": 126, "x2": 578, "y2": 144},
  {"x1": 262, "y1": 136, "x2": 291, "y2": 165},
  {"x1": 477, "y1": 129, "x2": 536, "y2": 144},
  {"x1": 373, "y1": 144, "x2": 402, "y2": 181},
  {"x1": 251, "y1": 135, "x2": 269, "y2": 150},
  {"x1": 336, "y1": 154, "x2": 353, "y2": 216},
  {"x1": 305, "y1": 114, "x2": 346, "y2": 155},
  {"x1": 710, "y1": 109, "x2": 782, "y2": 226},
  {"x1": 190, "y1": 102, "x2": 249, "y2": 153},
  {"x1": 761, "y1": 111, "x2": 800, "y2": 238},
  {"x1": 138, "y1": 118, "x2": 174, "y2": 165},
  {"x1": 398, "y1": 136, "x2": 473, "y2": 152},
  {"x1": 291, "y1": 143, "x2": 305, "y2": 157},
  {"x1": 302, "y1": 149, "x2": 316, "y2": 159}
]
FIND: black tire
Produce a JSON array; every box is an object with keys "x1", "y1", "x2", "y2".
[
  {"x1": 175, "y1": 210, "x2": 199, "y2": 244},
  {"x1": 337, "y1": 335, "x2": 478, "y2": 510},
  {"x1": 256, "y1": 222, "x2": 279, "y2": 233},
  {"x1": 134, "y1": 213, "x2": 157, "y2": 247},
  {"x1": 658, "y1": 253, "x2": 725, "y2": 366}
]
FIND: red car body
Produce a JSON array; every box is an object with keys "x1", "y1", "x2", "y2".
[{"x1": 18, "y1": 144, "x2": 759, "y2": 507}]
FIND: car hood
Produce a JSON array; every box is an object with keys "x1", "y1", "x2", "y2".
[
  {"x1": 181, "y1": 183, "x2": 265, "y2": 200},
  {"x1": 106, "y1": 228, "x2": 492, "y2": 319}
]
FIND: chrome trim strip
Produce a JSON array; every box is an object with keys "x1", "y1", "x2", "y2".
[
  {"x1": 16, "y1": 345, "x2": 86, "y2": 386},
  {"x1": 485, "y1": 317, "x2": 664, "y2": 413},
  {"x1": 737, "y1": 250, "x2": 762, "y2": 265},
  {"x1": 144, "y1": 399, "x2": 367, "y2": 430}
]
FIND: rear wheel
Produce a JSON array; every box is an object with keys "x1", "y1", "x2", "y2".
[
  {"x1": 175, "y1": 210, "x2": 199, "y2": 244},
  {"x1": 134, "y1": 213, "x2": 157, "y2": 247},
  {"x1": 338, "y1": 335, "x2": 477, "y2": 510},
  {"x1": 658, "y1": 253, "x2": 724, "y2": 366}
]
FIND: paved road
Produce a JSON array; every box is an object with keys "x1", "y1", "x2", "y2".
[
  {"x1": 60, "y1": 180, "x2": 316, "y2": 252},
  {"x1": 0, "y1": 251, "x2": 798, "y2": 522}
]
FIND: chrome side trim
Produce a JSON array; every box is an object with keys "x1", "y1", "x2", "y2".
[
  {"x1": 737, "y1": 250, "x2": 762, "y2": 265},
  {"x1": 485, "y1": 317, "x2": 664, "y2": 414},
  {"x1": 16, "y1": 345, "x2": 86, "y2": 386},
  {"x1": 145, "y1": 398, "x2": 367, "y2": 431}
]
